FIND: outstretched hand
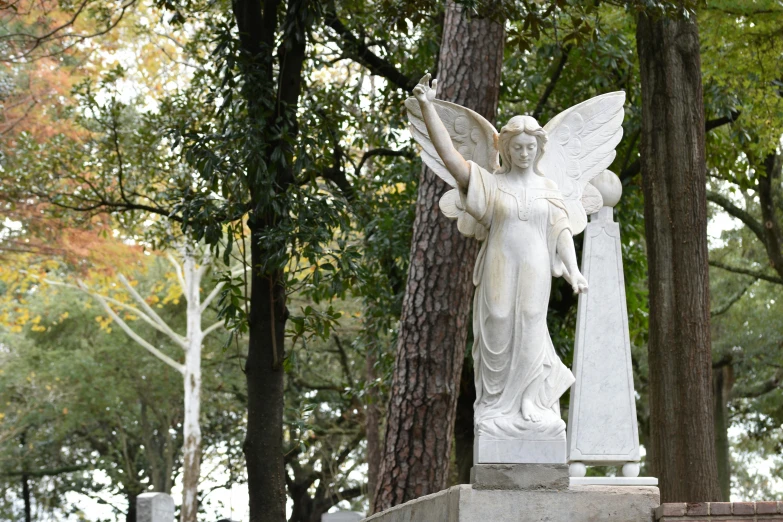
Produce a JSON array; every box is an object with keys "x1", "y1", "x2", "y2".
[
  {"x1": 413, "y1": 73, "x2": 437, "y2": 105},
  {"x1": 572, "y1": 272, "x2": 589, "y2": 295}
]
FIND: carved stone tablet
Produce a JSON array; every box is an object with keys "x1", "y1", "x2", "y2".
[{"x1": 137, "y1": 492, "x2": 175, "y2": 522}]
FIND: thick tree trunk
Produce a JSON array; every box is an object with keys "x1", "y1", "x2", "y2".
[
  {"x1": 244, "y1": 232, "x2": 288, "y2": 522},
  {"x1": 636, "y1": 11, "x2": 721, "y2": 502},
  {"x1": 181, "y1": 254, "x2": 203, "y2": 522},
  {"x1": 372, "y1": 1, "x2": 504, "y2": 512},
  {"x1": 713, "y1": 363, "x2": 733, "y2": 501}
]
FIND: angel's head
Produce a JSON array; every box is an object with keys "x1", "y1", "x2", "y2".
[{"x1": 497, "y1": 116, "x2": 548, "y2": 176}]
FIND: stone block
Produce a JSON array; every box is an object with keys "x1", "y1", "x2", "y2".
[
  {"x1": 470, "y1": 464, "x2": 568, "y2": 491},
  {"x1": 686, "y1": 502, "x2": 708, "y2": 516},
  {"x1": 733, "y1": 502, "x2": 756, "y2": 515},
  {"x1": 655, "y1": 504, "x2": 686, "y2": 518},
  {"x1": 474, "y1": 436, "x2": 566, "y2": 464},
  {"x1": 758, "y1": 501, "x2": 778, "y2": 514},
  {"x1": 137, "y1": 492, "x2": 175, "y2": 522},
  {"x1": 709, "y1": 502, "x2": 732, "y2": 515},
  {"x1": 322, "y1": 512, "x2": 364, "y2": 522},
  {"x1": 363, "y1": 484, "x2": 659, "y2": 522}
]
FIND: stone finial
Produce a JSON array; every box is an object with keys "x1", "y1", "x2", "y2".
[
  {"x1": 590, "y1": 170, "x2": 622, "y2": 208},
  {"x1": 136, "y1": 492, "x2": 175, "y2": 522}
]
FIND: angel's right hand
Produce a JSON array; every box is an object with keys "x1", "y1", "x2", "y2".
[{"x1": 413, "y1": 73, "x2": 437, "y2": 105}]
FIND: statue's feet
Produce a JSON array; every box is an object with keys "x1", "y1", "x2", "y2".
[{"x1": 521, "y1": 399, "x2": 541, "y2": 423}]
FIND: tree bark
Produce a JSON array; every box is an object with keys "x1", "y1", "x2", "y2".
[
  {"x1": 233, "y1": 0, "x2": 308, "y2": 519},
  {"x1": 181, "y1": 253, "x2": 203, "y2": 522},
  {"x1": 713, "y1": 363, "x2": 733, "y2": 501},
  {"x1": 365, "y1": 352, "x2": 381, "y2": 504},
  {"x1": 126, "y1": 490, "x2": 138, "y2": 522},
  {"x1": 245, "y1": 240, "x2": 288, "y2": 521},
  {"x1": 372, "y1": 1, "x2": 504, "y2": 512},
  {"x1": 636, "y1": 10, "x2": 721, "y2": 502}
]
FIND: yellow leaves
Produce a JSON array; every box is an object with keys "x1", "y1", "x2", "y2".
[
  {"x1": 162, "y1": 280, "x2": 182, "y2": 306},
  {"x1": 59, "y1": 311, "x2": 69, "y2": 321},
  {"x1": 95, "y1": 315, "x2": 113, "y2": 333},
  {"x1": 0, "y1": 413, "x2": 4, "y2": 422}
]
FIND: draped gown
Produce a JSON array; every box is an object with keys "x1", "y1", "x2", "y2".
[{"x1": 464, "y1": 161, "x2": 575, "y2": 440}]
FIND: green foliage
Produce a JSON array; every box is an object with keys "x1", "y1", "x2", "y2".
[{"x1": 0, "y1": 257, "x2": 244, "y2": 519}]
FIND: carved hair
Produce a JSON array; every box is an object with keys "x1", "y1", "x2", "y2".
[{"x1": 496, "y1": 115, "x2": 548, "y2": 176}]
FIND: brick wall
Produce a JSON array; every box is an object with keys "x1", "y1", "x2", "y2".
[{"x1": 656, "y1": 502, "x2": 783, "y2": 521}]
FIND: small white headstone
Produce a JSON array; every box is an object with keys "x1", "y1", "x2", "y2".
[
  {"x1": 137, "y1": 492, "x2": 175, "y2": 522},
  {"x1": 321, "y1": 511, "x2": 363, "y2": 522}
]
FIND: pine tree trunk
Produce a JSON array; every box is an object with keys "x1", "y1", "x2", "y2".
[
  {"x1": 636, "y1": 11, "x2": 721, "y2": 502},
  {"x1": 244, "y1": 229, "x2": 288, "y2": 522},
  {"x1": 372, "y1": 2, "x2": 504, "y2": 512}
]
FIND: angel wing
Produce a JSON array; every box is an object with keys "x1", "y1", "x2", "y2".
[
  {"x1": 538, "y1": 91, "x2": 626, "y2": 234},
  {"x1": 405, "y1": 97, "x2": 499, "y2": 186},
  {"x1": 405, "y1": 97, "x2": 499, "y2": 239}
]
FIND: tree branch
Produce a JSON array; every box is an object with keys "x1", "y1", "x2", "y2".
[
  {"x1": 81, "y1": 281, "x2": 186, "y2": 374},
  {"x1": 706, "y1": 190, "x2": 767, "y2": 243},
  {"x1": 202, "y1": 320, "x2": 224, "y2": 339},
  {"x1": 732, "y1": 366, "x2": 783, "y2": 399},
  {"x1": 323, "y1": 2, "x2": 417, "y2": 92},
  {"x1": 705, "y1": 110, "x2": 741, "y2": 132},
  {"x1": 117, "y1": 274, "x2": 186, "y2": 348},
  {"x1": 621, "y1": 110, "x2": 741, "y2": 182},
  {"x1": 709, "y1": 260, "x2": 783, "y2": 285},
  {"x1": 711, "y1": 277, "x2": 757, "y2": 317},
  {"x1": 532, "y1": 45, "x2": 572, "y2": 120}
]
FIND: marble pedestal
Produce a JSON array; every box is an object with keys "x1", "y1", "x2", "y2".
[
  {"x1": 362, "y1": 484, "x2": 659, "y2": 522},
  {"x1": 474, "y1": 435, "x2": 566, "y2": 464}
]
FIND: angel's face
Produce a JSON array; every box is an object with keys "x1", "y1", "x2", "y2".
[{"x1": 509, "y1": 132, "x2": 537, "y2": 171}]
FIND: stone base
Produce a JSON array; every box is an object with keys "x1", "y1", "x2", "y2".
[
  {"x1": 571, "y1": 477, "x2": 659, "y2": 486},
  {"x1": 362, "y1": 484, "x2": 660, "y2": 522},
  {"x1": 470, "y1": 464, "x2": 568, "y2": 491},
  {"x1": 474, "y1": 436, "x2": 566, "y2": 464}
]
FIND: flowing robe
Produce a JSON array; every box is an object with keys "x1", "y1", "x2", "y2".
[{"x1": 464, "y1": 161, "x2": 575, "y2": 439}]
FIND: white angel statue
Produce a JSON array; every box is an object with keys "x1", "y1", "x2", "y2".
[{"x1": 406, "y1": 74, "x2": 625, "y2": 452}]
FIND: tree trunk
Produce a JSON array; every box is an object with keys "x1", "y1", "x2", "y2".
[
  {"x1": 22, "y1": 472, "x2": 31, "y2": 522},
  {"x1": 372, "y1": 1, "x2": 504, "y2": 512},
  {"x1": 713, "y1": 363, "x2": 733, "y2": 501},
  {"x1": 454, "y1": 358, "x2": 475, "y2": 484},
  {"x1": 233, "y1": 0, "x2": 308, "y2": 519},
  {"x1": 636, "y1": 11, "x2": 721, "y2": 502},
  {"x1": 126, "y1": 490, "x2": 138, "y2": 522},
  {"x1": 181, "y1": 254, "x2": 203, "y2": 522},
  {"x1": 244, "y1": 232, "x2": 288, "y2": 522},
  {"x1": 365, "y1": 352, "x2": 381, "y2": 505}
]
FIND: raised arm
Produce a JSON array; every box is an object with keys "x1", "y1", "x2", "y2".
[{"x1": 413, "y1": 75, "x2": 471, "y2": 189}]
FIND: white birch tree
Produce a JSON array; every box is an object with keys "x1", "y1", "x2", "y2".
[{"x1": 35, "y1": 244, "x2": 245, "y2": 522}]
